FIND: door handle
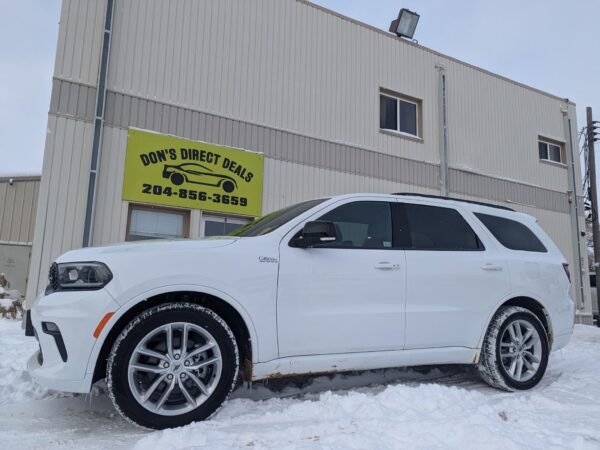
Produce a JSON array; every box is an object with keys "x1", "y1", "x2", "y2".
[
  {"x1": 375, "y1": 262, "x2": 401, "y2": 270},
  {"x1": 482, "y1": 263, "x2": 503, "y2": 271}
]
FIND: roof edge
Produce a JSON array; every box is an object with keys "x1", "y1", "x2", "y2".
[{"x1": 0, "y1": 174, "x2": 42, "y2": 182}]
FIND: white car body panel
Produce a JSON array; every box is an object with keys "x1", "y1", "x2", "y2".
[
  {"x1": 26, "y1": 193, "x2": 575, "y2": 394},
  {"x1": 277, "y1": 196, "x2": 407, "y2": 356},
  {"x1": 402, "y1": 201, "x2": 512, "y2": 349}
]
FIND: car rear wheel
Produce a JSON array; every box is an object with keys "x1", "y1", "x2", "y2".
[
  {"x1": 478, "y1": 306, "x2": 549, "y2": 391},
  {"x1": 107, "y1": 303, "x2": 239, "y2": 429},
  {"x1": 222, "y1": 180, "x2": 235, "y2": 193}
]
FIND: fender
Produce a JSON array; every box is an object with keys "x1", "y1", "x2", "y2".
[
  {"x1": 84, "y1": 283, "x2": 260, "y2": 377},
  {"x1": 475, "y1": 290, "x2": 554, "y2": 350}
]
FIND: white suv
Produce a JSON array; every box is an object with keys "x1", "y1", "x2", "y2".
[{"x1": 26, "y1": 193, "x2": 575, "y2": 429}]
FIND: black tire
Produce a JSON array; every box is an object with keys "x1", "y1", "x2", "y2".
[
  {"x1": 107, "y1": 303, "x2": 239, "y2": 429},
  {"x1": 222, "y1": 180, "x2": 235, "y2": 193},
  {"x1": 478, "y1": 306, "x2": 549, "y2": 391},
  {"x1": 170, "y1": 172, "x2": 185, "y2": 186}
]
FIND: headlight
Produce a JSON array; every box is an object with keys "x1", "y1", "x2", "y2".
[{"x1": 46, "y1": 262, "x2": 113, "y2": 294}]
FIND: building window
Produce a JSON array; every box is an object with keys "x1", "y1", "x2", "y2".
[
  {"x1": 126, "y1": 204, "x2": 190, "y2": 241},
  {"x1": 201, "y1": 215, "x2": 250, "y2": 237},
  {"x1": 379, "y1": 90, "x2": 420, "y2": 138},
  {"x1": 538, "y1": 137, "x2": 565, "y2": 164}
]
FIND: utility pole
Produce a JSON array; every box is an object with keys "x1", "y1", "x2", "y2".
[{"x1": 586, "y1": 106, "x2": 600, "y2": 312}]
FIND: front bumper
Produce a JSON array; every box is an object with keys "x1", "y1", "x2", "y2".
[{"x1": 26, "y1": 288, "x2": 120, "y2": 394}]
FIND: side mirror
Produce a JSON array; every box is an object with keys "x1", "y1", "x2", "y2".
[{"x1": 293, "y1": 221, "x2": 338, "y2": 248}]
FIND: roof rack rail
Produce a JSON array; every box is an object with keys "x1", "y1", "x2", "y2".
[{"x1": 392, "y1": 193, "x2": 515, "y2": 212}]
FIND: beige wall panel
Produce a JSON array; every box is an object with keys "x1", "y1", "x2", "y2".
[
  {"x1": 107, "y1": 0, "x2": 439, "y2": 165},
  {"x1": 54, "y1": 0, "x2": 105, "y2": 86},
  {"x1": 0, "y1": 179, "x2": 40, "y2": 244},
  {"x1": 261, "y1": 158, "x2": 438, "y2": 213},
  {"x1": 26, "y1": 116, "x2": 94, "y2": 301},
  {"x1": 92, "y1": 126, "x2": 129, "y2": 246},
  {"x1": 445, "y1": 62, "x2": 572, "y2": 192},
  {"x1": 0, "y1": 244, "x2": 32, "y2": 295},
  {"x1": 106, "y1": 0, "x2": 577, "y2": 195}
]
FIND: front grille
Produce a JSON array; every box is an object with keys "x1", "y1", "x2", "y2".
[{"x1": 46, "y1": 262, "x2": 59, "y2": 294}]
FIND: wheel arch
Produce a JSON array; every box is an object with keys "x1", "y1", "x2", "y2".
[
  {"x1": 479, "y1": 295, "x2": 554, "y2": 352},
  {"x1": 92, "y1": 290, "x2": 256, "y2": 384}
]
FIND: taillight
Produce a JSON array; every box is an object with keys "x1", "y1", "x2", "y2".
[{"x1": 562, "y1": 263, "x2": 571, "y2": 283}]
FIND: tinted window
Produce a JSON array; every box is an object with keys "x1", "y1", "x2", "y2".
[
  {"x1": 380, "y1": 95, "x2": 397, "y2": 130},
  {"x1": 232, "y1": 199, "x2": 326, "y2": 237},
  {"x1": 475, "y1": 213, "x2": 547, "y2": 252},
  {"x1": 538, "y1": 142, "x2": 548, "y2": 160},
  {"x1": 317, "y1": 201, "x2": 393, "y2": 249},
  {"x1": 399, "y1": 204, "x2": 483, "y2": 251},
  {"x1": 399, "y1": 100, "x2": 417, "y2": 135}
]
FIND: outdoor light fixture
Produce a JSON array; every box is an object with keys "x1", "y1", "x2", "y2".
[{"x1": 389, "y1": 8, "x2": 420, "y2": 39}]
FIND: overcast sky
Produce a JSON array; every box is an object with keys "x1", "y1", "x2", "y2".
[{"x1": 1, "y1": 0, "x2": 598, "y2": 175}]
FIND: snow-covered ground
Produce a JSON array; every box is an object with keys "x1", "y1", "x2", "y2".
[{"x1": 1, "y1": 317, "x2": 600, "y2": 450}]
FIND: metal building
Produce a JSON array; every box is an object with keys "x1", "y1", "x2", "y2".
[
  {"x1": 27, "y1": 0, "x2": 593, "y2": 322},
  {"x1": 0, "y1": 175, "x2": 40, "y2": 294}
]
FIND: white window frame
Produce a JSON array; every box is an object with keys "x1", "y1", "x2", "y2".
[
  {"x1": 379, "y1": 92, "x2": 420, "y2": 138},
  {"x1": 538, "y1": 138, "x2": 565, "y2": 165},
  {"x1": 126, "y1": 203, "x2": 190, "y2": 241},
  {"x1": 200, "y1": 214, "x2": 251, "y2": 237}
]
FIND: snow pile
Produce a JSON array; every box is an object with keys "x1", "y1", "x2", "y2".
[
  {"x1": 1, "y1": 317, "x2": 600, "y2": 449},
  {"x1": 135, "y1": 326, "x2": 600, "y2": 450},
  {"x1": 0, "y1": 318, "x2": 68, "y2": 404}
]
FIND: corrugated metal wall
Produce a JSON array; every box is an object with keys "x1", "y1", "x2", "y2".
[
  {"x1": 0, "y1": 177, "x2": 39, "y2": 244},
  {"x1": 28, "y1": 0, "x2": 589, "y2": 319},
  {"x1": 26, "y1": 116, "x2": 95, "y2": 300},
  {"x1": 53, "y1": 0, "x2": 106, "y2": 86},
  {"x1": 106, "y1": 0, "x2": 574, "y2": 192},
  {"x1": 0, "y1": 177, "x2": 40, "y2": 296}
]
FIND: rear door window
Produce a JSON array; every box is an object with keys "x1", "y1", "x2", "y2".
[
  {"x1": 474, "y1": 213, "x2": 547, "y2": 252},
  {"x1": 395, "y1": 203, "x2": 484, "y2": 251}
]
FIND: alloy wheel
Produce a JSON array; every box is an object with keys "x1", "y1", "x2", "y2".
[
  {"x1": 127, "y1": 322, "x2": 222, "y2": 416},
  {"x1": 499, "y1": 319, "x2": 542, "y2": 383}
]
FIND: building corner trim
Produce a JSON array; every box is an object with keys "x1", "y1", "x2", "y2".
[{"x1": 563, "y1": 108, "x2": 585, "y2": 310}]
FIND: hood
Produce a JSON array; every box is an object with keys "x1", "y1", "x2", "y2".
[{"x1": 56, "y1": 237, "x2": 238, "y2": 263}]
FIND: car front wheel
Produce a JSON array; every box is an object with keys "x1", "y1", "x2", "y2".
[
  {"x1": 478, "y1": 306, "x2": 549, "y2": 391},
  {"x1": 107, "y1": 303, "x2": 239, "y2": 429}
]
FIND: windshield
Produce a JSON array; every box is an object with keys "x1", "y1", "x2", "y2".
[{"x1": 230, "y1": 198, "x2": 327, "y2": 237}]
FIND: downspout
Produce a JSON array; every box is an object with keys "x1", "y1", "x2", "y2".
[
  {"x1": 436, "y1": 64, "x2": 449, "y2": 196},
  {"x1": 562, "y1": 105, "x2": 585, "y2": 310},
  {"x1": 82, "y1": 0, "x2": 115, "y2": 247}
]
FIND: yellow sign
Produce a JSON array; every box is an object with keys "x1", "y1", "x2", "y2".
[{"x1": 123, "y1": 129, "x2": 264, "y2": 216}]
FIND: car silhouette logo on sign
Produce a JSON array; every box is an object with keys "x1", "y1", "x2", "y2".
[{"x1": 162, "y1": 163, "x2": 238, "y2": 193}]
